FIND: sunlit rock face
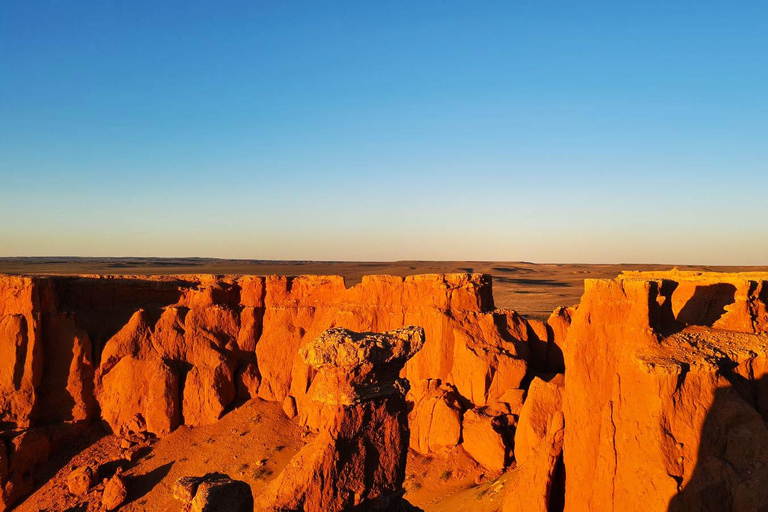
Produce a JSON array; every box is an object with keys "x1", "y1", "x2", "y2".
[
  {"x1": 13, "y1": 270, "x2": 767, "y2": 511},
  {"x1": 0, "y1": 272, "x2": 537, "y2": 510},
  {"x1": 563, "y1": 271, "x2": 768, "y2": 512},
  {"x1": 257, "y1": 326, "x2": 424, "y2": 511}
]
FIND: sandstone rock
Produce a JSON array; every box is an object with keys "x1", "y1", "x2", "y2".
[
  {"x1": 408, "y1": 380, "x2": 463, "y2": 455},
  {"x1": 503, "y1": 412, "x2": 565, "y2": 512},
  {"x1": 101, "y1": 471, "x2": 127, "y2": 511},
  {"x1": 181, "y1": 360, "x2": 236, "y2": 427},
  {"x1": 462, "y1": 407, "x2": 509, "y2": 472},
  {"x1": 0, "y1": 278, "x2": 44, "y2": 429},
  {"x1": 257, "y1": 326, "x2": 424, "y2": 512},
  {"x1": 235, "y1": 361, "x2": 260, "y2": 400},
  {"x1": 66, "y1": 466, "x2": 93, "y2": 496},
  {"x1": 563, "y1": 271, "x2": 768, "y2": 512},
  {"x1": 282, "y1": 396, "x2": 297, "y2": 419},
  {"x1": 192, "y1": 476, "x2": 252, "y2": 512},
  {"x1": 0, "y1": 272, "x2": 537, "y2": 510},
  {"x1": 514, "y1": 374, "x2": 564, "y2": 465},
  {"x1": 494, "y1": 388, "x2": 526, "y2": 416},
  {"x1": 448, "y1": 310, "x2": 529, "y2": 407},
  {"x1": 299, "y1": 326, "x2": 424, "y2": 406},
  {"x1": 173, "y1": 475, "x2": 201, "y2": 504},
  {"x1": 546, "y1": 306, "x2": 573, "y2": 372},
  {"x1": 0, "y1": 428, "x2": 52, "y2": 510},
  {"x1": 173, "y1": 473, "x2": 253, "y2": 512},
  {"x1": 98, "y1": 355, "x2": 180, "y2": 436}
]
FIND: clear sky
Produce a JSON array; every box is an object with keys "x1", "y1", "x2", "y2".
[{"x1": 1, "y1": 1, "x2": 767, "y2": 264}]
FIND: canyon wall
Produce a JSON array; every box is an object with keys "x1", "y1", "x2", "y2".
[
  {"x1": 563, "y1": 271, "x2": 768, "y2": 512},
  {"x1": 6, "y1": 270, "x2": 765, "y2": 511},
  {"x1": 0, "y1": 273, "x2": 538, "y2": 509}
]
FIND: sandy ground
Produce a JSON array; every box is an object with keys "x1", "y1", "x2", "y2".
[
  {"x1": 2, "y1": 258, "x2": 765, "y2": 319},
  {"x1": 18, "y1": 400, "x2": 303, "y2": 512},
  {"x1": 19, "y1": 397, "x2": 509, "y2": 512}
]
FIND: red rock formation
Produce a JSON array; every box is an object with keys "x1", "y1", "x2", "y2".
[
  {"x1": 257, "y1": 326, "x2": 424, "y2": 511},
  {"x1": 461, "y1": 407, "x2": 510, "y2": 472},
  {"x1": 408, "y1": 379, "x2": 463, "y2": 455},
  {"x1": 563, "y1": 271, "x2": 768, "y2": 512},
  {"x1": 503, "y1": 412, "x2": 565, "y2": 512},
  {"x1": 173, "y1": 473, "x2": 253, "y2": 512},
  {"x1": 0, "y1": 272, "x2": 534, "y2": 510},
  {"x1": 513, "y1": 374, "x2": 564, "y2": 466}
]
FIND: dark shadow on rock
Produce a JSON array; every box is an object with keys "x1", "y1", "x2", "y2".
[
  {"x1": 676, "y1": 283, "x2": 737, "y2": 328},
  {"x1": 125, "y1": 461, "x2": 174, "y2": 505},
  {"x1": 21, "y1": 423, "x2": 108, "y2": 503},
  {"x1": 668, "y1": 373, "x2": 768, "y2": 512},
  {"x1": 48, "y1": 276, "x2": 189, "y2": 364}
]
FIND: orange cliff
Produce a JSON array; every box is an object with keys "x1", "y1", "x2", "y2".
[
  {"x1": 0, "y1": 272, "x2": 547, "y2": 510},
  {"x1": 4, "y1": 269, "x2": 766, "y2": 511},
  {"x1": 562, "y1": 271, "x2": 768, "y2": 512}
]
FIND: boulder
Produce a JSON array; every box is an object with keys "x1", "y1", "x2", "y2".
[
  {"x1": 66, "y1": 465, "x2": 94, "y2": 496},
  {"x1": 101, "y1": 470, "x2": 127, "y2": 511},
  {"x1": 181, "y1": 360, "x2": 236, "y2": 426},
  {"x1": 98, "y1": 355, "x2": 180, "y2": 436},
  {"x1": 173, "y1": 473, "x2": 253, "y2": 512},
  {"x1": 408, "y1": 380, "x2": 463, "y2": 454},
  {"x1": 462, "y1": 407, "x2": 509, "y2": 472}
]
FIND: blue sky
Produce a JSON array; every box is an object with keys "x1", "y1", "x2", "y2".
[{"x1": 1, "y1": 1, "x2": 767, "y2": 263}]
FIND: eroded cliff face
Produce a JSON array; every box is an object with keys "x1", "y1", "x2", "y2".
[
  {"x1": 563, "y1": 271, "x2": 768, "y2": 512},
  {"x1": 0, "y1": 272, "x2": 538, "y2": 509},
  {"x1": 7, "y1": 269, "x2": 765, "y2": 512}
]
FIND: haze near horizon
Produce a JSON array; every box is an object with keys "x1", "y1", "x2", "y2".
[{"x1": 1, "y1": 1, "x2": 767, "y2": 264}]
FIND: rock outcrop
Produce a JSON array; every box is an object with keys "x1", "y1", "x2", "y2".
[
  {"x1": 173, "y1": 473, "x2": 253, "y2": 512},
  {"x1": 408, "y1": 379, "x2": 464, "y2": 455},
  {"x1": 563, "y1": 271, "x2": 768, "y2": 512},
  {"x1": 5, "y1": 269, "x2": 768, "y2": 511},
  {"x1": 0, "y1": 273, "x2": 538, "y2": 509},
  {"x1": 461, "y1": 406, "x2": 511, "y2": 472},
  {"x1": 502, "y1": 374, "x2": 565, "y2": 512},
  {"x1": 257, "y1": 326, "x2": 424, "y2": 511},
  {"x1": 513, "y1": 374, "x2": 564, "y2": 466},
  {"x1": 101, "y1": 469, "x2": 127, "y2": 511},
  {"x1": 503, "y1": 412, "x2": 565, "y2": 512},
  {"x1": 66, "y1": 465, "x2": 94, "y2": 496}
]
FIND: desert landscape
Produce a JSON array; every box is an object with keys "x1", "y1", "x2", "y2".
[
  {"x1": 1, "y1": 261, "x2": 767, "y2": 511},
  {"x1": 3, "y1": 2, "x2": 766, "y2": 510}
]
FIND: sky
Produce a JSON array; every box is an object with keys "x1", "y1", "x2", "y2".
[{"x1": 1, "y1": 1, "x2": 767, "y2": 264}]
